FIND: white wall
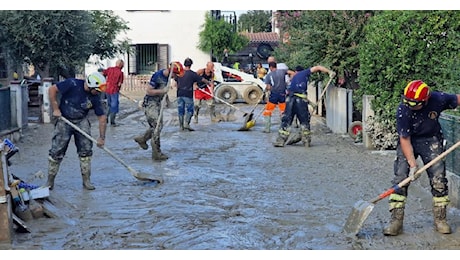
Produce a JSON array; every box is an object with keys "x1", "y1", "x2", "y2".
[{"x1": 86, "y1": 10, "x2": 210, "y2": 75}]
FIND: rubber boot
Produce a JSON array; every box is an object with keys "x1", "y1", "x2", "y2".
[
  {"x1": 194, "y1": 106, "x2": 200, "y2": 124},
  {"x1": 383, "y1": 208, "x2": 405, "y2": 236},
  {"x1": 109, "y1": 113, "x2": 119, "y2": 127},
  {"x1": 433, "y1": 196, "x2": 451, "y2": 234},
  {"x1": 300, "y1": 127, "x2": 312, "y2": 148},
  {"x1": 184, "y1": 113, "x2": 195, "y2": 131},
  {"x1": 46, "y1": 156, "x2": 61, "y2": 190},
  {"x1": 134, "y1": 129, "x2": 152, "y2": 150},
  {"x1": 263, "y1": 116, "x2": 271, "y2": 133},
  {"x1": 80, "y1": 156, "x2": 95, "y2": 190},
  {"x1": 179, "y1": 115, "x2": 185, "y2": 131},
  {"x1": 273, "y1": 129, "x2": 289, "y2": 147},
  {"x1": 383, "y1": 194, "x2": 406, "y2": 236},
  {"x1": 152, "y1": 137, "x2": 169, "y2": 161},
  {"x1": 209, "y1": 105, "x2": 219, "y2": 122}
]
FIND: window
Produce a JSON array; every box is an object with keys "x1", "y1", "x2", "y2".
[{"x1": 127, "y1": 44, "x2": 170, "y2": 75}]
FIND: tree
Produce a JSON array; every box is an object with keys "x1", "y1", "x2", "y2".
[
  {"x1": 0, "y1": 10, "x2": 130, "y2": 79},
  {"x1": 238, "y1": 10, "x2": 272, "y2": 33},
  {"x1": 273, "y1": 10, "x2": 376, "y2": 87},
  {"x1": 198, "y1": 12, "x2": 249, "y2": 62},
  {"x1": 358, "y1": 10, "x2": 460, "y2": 149}
]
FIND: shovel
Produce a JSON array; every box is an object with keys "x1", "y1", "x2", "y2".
[
  {"x1": 343, "y1": 139, "x2": 460, "y2": 235},
  {"x1": 242, "y1": 107, "x2": 265, "y2": 130},
  {"x1": 309, "y1": 75, "x2": 334, "y2": 111},
  {"x1": 198, "y1": 88, "x2": 260, "y2": 129},
  {"x1": 120, "y1": 92, "x2": 143, "y2": 109},
  {"x1": 238, "y1": 93, "x2": 264, "y2": 131},
  {"x1": 153, "y1": 66, "x2": 174, "y2": 138},
  {"x1": 60, "y1": 116, "x2": 163, "y2": 183}
]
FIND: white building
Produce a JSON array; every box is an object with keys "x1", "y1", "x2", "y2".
[{"x1": 86, "y1": 10, "x2": 210, "y2": 76}]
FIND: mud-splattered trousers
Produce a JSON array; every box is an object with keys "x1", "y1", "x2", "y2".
[
  {"x1": 144, "y1": 96, "x2": 163, "y2": 145},
  {"x1": 280, "y1": 94, "x2": 310, "y2": 131},
  {"x1": 392, "y1": 135, "x2": 448, "y2": 197},
  {"x1": 49, "y1": 118, "x2": 93, "y2": 162}
]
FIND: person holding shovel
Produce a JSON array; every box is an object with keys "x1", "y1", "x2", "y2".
[
  {"x1": 133, "y1": 62, "x2": 185, "y2": 161},
  {"x1": 193, "y1": 61, "x2": 218, "y2": 123},
  {"x1": 45, "y1": 72, "x2": 107, "y2": 190},
  {"x1": 274, "y1": 65, "x2": 335, "y2": 147},
  {"x1": 175, "y1": 57, "x2": 212, "y2": 131},
  {"x1": 383, "y1": 80, "x2": 460, "y2": 236}
]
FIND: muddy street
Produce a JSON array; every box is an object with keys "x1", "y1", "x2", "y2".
[{"x1": 7, "y1": 95, "x2": 460, "y2": 250}]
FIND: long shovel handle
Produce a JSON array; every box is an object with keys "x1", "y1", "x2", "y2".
[
  {"x1": 310, "y1": 76, "x2": 334, "y2": 109},
  {"x1": 154, "y1": 66, "x2": 174, "y2": 138},
  {"x1": 370, "y1": 139, "x2": 460, "y2": 204},
  {"x1": 199, "y1": 88, "x2": 242, "y2": 111},
  {"x1": 120, "y1": 92, "x2": 142, "y2": 109},
  {"x1": 60, "y1": 116, "x2": 139, "y2": 175}
]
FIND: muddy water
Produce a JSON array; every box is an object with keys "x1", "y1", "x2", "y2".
[{"x1": 7, "y1": 96, "x2": 460, "y2": 250}]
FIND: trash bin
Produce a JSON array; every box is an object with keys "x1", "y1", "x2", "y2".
[{"x1": 0, "y1": 86, "x2": 12, "y2": 132}]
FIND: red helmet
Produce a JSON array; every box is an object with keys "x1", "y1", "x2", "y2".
[
  {"x1": 403, "y1": 80, "x2": 430, "y2": 107},
  {"x1": 170, "y1": 61, "x2": 185, "y2": 77}
]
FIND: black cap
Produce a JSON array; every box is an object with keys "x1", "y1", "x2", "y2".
[
  {"x1": 295, "y1": 66, "x2": 304, "y2": 72},
  {"x1": 184, "y1": 58, "x2": 193, "y2": 67}
]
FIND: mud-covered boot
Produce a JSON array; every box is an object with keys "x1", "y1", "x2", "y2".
[
  {"x1": 184, "y1": 113, "x2": 195, "y2": 131},
  {"x1": 263, "y1": 116, "x2": 271, "y2": 133},
  {"x1": 285, "y1": 131, "x2": 302, "y2": 145},
  {"x1": 152, "y1": 137, "x2": 169, "y2": 161},
  {"x1": 383, "y1": 207, "x2": 404, "y2": 236},
  {"x1": 433, "y1": 196, "x2": 451, "y2": 234},
  {"x1": 45, "y1": 156, "x2": 61, "y2": 190},
  {"x1": 134, "y1": 129, "x2": 152, "y2": 150},
  {"x1": 300, "y1": 127, "x2": 312, "y2": 148},
  {"x1": 383, "y1": 194, "x2": 406, "y2": 236},
  {"x1": 273, "y1": 129, "x2": 289, "y2": 147},
  {"x1": 109, "y1": 112, "x2": 119, "y2": 127},
  {"x1": 80, "y1": 156, "x2": 95, "y2": 190},
  {"x1": 209, "y1": 105, "x2": 220, "y2": 123},
  {"x1": 179, "y1": 115, "x2": 185, "y2": 131},
  {"x1": 194, "y1": 106, "x2": 200, "y2": 124}
]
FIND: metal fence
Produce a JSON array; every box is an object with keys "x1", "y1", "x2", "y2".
[
  {"x1": 440, "y1": 113, "x2": 460, "y2": 176},
  {"x1": 123, "y1": 74, "x2": 150, "y2": 92}
]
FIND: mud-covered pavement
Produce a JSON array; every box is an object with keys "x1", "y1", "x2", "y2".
[{"x1": 7, "y1": 93, "x2": 460, "y2": 250}]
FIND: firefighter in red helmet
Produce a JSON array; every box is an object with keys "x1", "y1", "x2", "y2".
[{"x1": 383, "y1": 80, "x2": 460, "y2": 236}]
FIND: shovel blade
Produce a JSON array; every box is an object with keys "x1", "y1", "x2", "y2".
[{"x1": 343, "y1": 200, "x2": 375, "y2": 235}]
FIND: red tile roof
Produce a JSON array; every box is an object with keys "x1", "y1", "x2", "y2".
[{"x1": 241, "y1": 32, "x2": 280, "y2": 43}]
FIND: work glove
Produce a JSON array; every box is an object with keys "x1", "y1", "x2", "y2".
[
  {"x1": 409, "y1": 166, "x2": 420, "y2": 181},
  {"x1": 329, "y1": 71, "x2": 336, "y2": 78}
]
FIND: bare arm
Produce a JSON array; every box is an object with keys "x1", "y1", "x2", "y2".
[
  {"x1": 400, "y1": 135, "x2": 417, "y2": 168},
  {"x1": 49, "y1": 85, "x2": 61, "y2": 117},
  {"x1": 310, "y1": 65, "x2": 333, "y2": 75}
]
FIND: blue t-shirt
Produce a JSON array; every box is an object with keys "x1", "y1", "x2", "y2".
[
  {"x1": 289, "y1": 68, "x2": 312, "y2": 94},
  {"x1": 397, "y1": 91, "x2": 458, "y2": 138},
  {"x1": 149, "y1": 69, "x2": 169, "y2": 89},
  {"x1": 56, "y1": 78, "x2": 105, "y2": 120}
]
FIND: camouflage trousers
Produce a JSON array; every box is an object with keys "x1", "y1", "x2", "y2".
[
  {"x1": 49, "y1": 117, "x2": 93, "y2": 161},
  {"x1": 145, "y1": 100, "x2": 163, "y2": 138}
]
